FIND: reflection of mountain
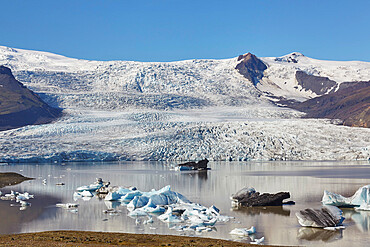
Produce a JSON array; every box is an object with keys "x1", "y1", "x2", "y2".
[
  {"x1": 0, "y1": 193, "x2": 59, "y2": 234},
  {"x1": 297, "y1": 227, "x2": 343, "y2": 242},
  {"x1": 231, "y1": 206, "x2": 290, "y2": 217},
  {"x1": 343, "y1": 209, "x2": 370, "y2": 232}
]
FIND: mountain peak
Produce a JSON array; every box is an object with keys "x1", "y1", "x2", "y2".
[{"x1": 275, "y1": 52, "x2": 305, "y2": 63}]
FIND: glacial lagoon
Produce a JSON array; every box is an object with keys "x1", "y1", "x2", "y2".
[{"x1": 1, "y1": 161, "x2": 370, "y2": 246}]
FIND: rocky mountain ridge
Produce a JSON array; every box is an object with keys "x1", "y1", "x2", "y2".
[{"x1": 0, "y1": 66, "x2": 61, "y2": 131}]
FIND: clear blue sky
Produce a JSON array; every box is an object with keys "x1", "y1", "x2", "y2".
[{"x1": 1, "y1": 0, "x2": 369, "y2": 62}]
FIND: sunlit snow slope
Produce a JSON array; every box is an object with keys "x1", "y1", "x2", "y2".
[{"x1": 0, "y1": 46, "x2": 369, "y2": 162}]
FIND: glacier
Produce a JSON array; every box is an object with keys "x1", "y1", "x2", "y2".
[{"x1": 0, "y1": 45, "x2": 369, "y2": 162}]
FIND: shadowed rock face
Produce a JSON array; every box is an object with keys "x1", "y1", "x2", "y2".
[
  {"x1": 291, "y1": 81, "x2": 370, "y2": 128},
  {"x1": 295, "y1": 71, "x2": 337, "y2": 95},
  {"x1": 0, "y1": 66, "x2": 62, "y2": 131},
  {"x1": 235, "y1": 53, "x2": 267, "y2": 85}
]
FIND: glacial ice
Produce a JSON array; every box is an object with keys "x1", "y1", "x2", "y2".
[
  {"x1": 229, "y1": 226, "x2": 256, "y2": 236},
  {"x1": 296, "y1": 205, "x2": 344, "y2": 228},
  {"x1": 0, "y1": 45, "x2": 369, "y2": 163},
  {"x1": 104, "y1": 185, "x2": 230, "y2": 233},
  {"x1": 322, "y1": 185, "x2": 370, "y2": 210}
]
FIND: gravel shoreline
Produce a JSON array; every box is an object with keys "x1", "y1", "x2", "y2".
[{"x1": 0, "y1": 231, "x2": 281, "y2": 246}]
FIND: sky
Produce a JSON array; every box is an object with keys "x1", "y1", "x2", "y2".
[{"x1": 1, "y1": 0, "x2": 369, "y2": 62}]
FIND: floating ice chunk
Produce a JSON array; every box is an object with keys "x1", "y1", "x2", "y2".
[
  {"x1": 250, "y1": 236, "x2": 264, "y2": 245},
  {"x1": 74, "y1": 190, "x2": 94, "y2": 197},
  {"x1": 19, "y1": 200, "x2": 31, "y2": 207},
  {"x1": 16, "y1": 192, "x2": 34, "y2": 201},
  {"x1": 76, "y1": 178, "x2": 104, "y2": 192},
  {"x1": 296, "y1": 206, "x2": 344, "y2": 228},
  {"x1": 0, "y1": 191, "x2": 2, "y2": 196},
  {"x1": 56, "y1": 203, "x2": 79, "y2": 209},
  {"x1": 103, "y1": 208, "x2": 121, "y2": 215},
  {"x1": 104, "y1": 187, "x2": 140, "y2": 201},
  {"x1": 5, "y1": 190, "x2": 18, "y2": 198},
  {"x1": 322, "y1": 185, "x2": 370, "y2": 208},
  {"x1": 143, "y1": 217, "x2": 154, "y2": 224},
  {"x1": 158, "y1": 207, "x2": 184, "y2": 223},
  {"x1": 230, "y1": 226, "x2": 256, "y2": 236},
  {"x1": 76, "y1": 183, "x2": 103, "y2": 192}
]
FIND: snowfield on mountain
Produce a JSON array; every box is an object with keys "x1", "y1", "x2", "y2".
[{"x1": 0, "y1": 46, "x2": 369, "y2": 162}]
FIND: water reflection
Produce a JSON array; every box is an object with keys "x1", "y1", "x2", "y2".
[
  {"x1": 343, "y1": 209, "x2": 370, "y2": 232},
  {"x1": 0, "y1": 191, "x2": 59, "y2": 234},
  {"x1": 297, "y1": 227, "x2": 343, "y2": 242},
  {"x1": 231, "y1": 206, "x2": 291, "y2": 217}
]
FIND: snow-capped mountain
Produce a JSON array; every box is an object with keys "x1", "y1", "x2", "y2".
[{"x1": 0, "y1": 46, "x2": 369, "y2": 162}]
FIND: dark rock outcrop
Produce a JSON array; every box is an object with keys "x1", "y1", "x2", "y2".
[
  {"x1": 235, "y1": 53, "x2": 267, "y2": 85},
  {"x1": 295, "y1": 71, "x2": 337, "y2": 95},
  {"x1": 291, "y1": 81, "x2": 370, "y2": 127},
  {"x1": 0, "y1": 66, "x2": 62, "y2": 131},
  {"x1": 0, "y1": 172, "x2": 34, "y2": 188},
  {"x1": 231, "y1": 187, "x2": 292, "y2": 207},
  {"x1": 177, "y1": 158, "x2": 209, "y2": 170}
]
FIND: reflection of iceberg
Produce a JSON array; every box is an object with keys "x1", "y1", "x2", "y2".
[
  {"x1": 322, "y1": 185, "x2": 370, "y2": 209},
  {"x1": 343, "y1": 209, "x2": 370, "y2": 232},
  {"x1": 297, "y1": 227, "x2": 343, "y2": 242},
  {"x1": 231, "y1": 206, "x2": 290, "y2": 217}
]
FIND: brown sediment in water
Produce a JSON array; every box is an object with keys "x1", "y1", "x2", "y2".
[
  {"x1": 0, "y1": 231, "x2": 284, "y2": 246},
  {"x1": 0, "y1": 172, "x2": 34, "y2": 188}
]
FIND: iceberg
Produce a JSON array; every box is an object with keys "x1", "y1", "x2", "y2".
[
  {"x1": 229, "y1": 226, "x2": 256, "y2": 236},
  {"x1": 76, "y1": 178, "x2": 104, "y2": 192},
  {"x1": 322, "y1": 185, "x2": 370, "y2": 209},
  {"x1": 296, "y1": 206, "x2": 344, "y2": 228},
  {"x1": 102, "y1": 185, "x2": 230, "y2": 234}
]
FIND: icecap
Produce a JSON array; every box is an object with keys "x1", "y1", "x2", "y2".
[
  {"x1": 105, "y1": 185, "x2": 230, "y2": 232},
  {"x1": 0, "y1": 46, "x2": 369, "y2": 162},
  {"x1": 322, "y1": 185, "x2": 370, "y2": 210},
  {"x1": 229, "y1": 226, "x2": 256, "y2": 236}
]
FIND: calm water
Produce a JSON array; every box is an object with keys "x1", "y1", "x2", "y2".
[{"x1": 1, "y1": 161, "x2": 370, "y2": 246}]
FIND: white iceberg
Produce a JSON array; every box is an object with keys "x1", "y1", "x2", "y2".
[
  {"x1": 16, "y1": 192, "x2": 34, "y2": 201},
  {"x1": 76, "y1": 178, "x2": 104, "y2": 192},
  {"x1": 322, "y1": 185, "x2": 370, "y2": 209},
  {"x1": 250, "y1": 236, "x2": 264, "y2": 245},
  {"x1": 74, "y1": 190, "x2": 94, "y2": 197},
  {"x1": 230, "y1": 226, "x2": 256, "y2": 236}
]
